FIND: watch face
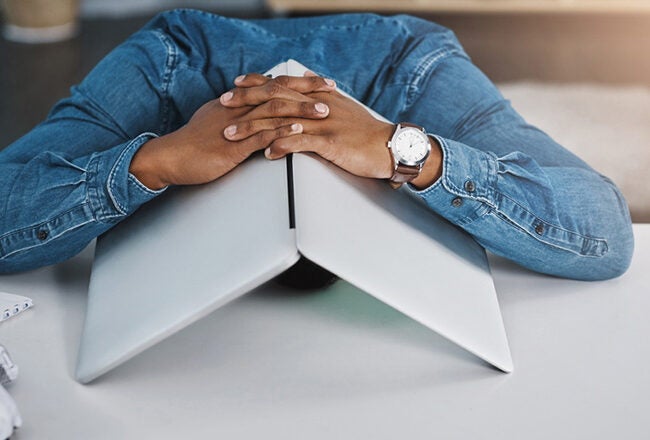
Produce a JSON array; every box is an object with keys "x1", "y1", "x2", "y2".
[{"x1": 393, "y1": 128, "x2": 430, "y2": 166}]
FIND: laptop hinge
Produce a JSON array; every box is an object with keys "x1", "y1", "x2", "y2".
[{"x1": 286, "y1": 154, "x2": 295, "y2": 229}]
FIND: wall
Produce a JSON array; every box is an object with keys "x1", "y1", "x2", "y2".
[{"x1": 80, "y1": 0, "x2": 263, "y2": 17}]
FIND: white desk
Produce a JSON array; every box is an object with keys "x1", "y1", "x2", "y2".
[{"x1": 1, "y1": 225, "x2": 649, "y2": 439}]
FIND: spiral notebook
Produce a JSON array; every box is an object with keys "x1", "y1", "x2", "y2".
[
  {"x1": 76, "y1": 60, "x2": 512, "y2": 383},
  {"x1": 0, "y1": 292, "x2": 33, "y2": 323}
]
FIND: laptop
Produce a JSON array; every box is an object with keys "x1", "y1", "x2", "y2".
[{"x1": 75, "y1": 60, "x2": 512, "y2": 383}]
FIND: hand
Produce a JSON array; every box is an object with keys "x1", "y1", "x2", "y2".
[
  {"x1": 222, "y1": 72, "x2": 393, "y2": 179},
  {"x1": 218, "y1": 72, "x2": 336, "y2": 140},
  {"x1": 270, "y1": 90, "x2": 397, "y2": 179},
  {"x1": 129, "y1": 74, "x2": 337, "y2": 190},
  {"x1": 227, "y1": 73, "x2": 442, "y2": 187}
]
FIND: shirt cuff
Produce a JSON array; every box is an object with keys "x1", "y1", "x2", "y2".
[
  {"x1": 406, "y1": 135, "x2": 498, "y2": 226},
  {"x1": 87, "y1": 133, "x2": 167, "y2": 221}
]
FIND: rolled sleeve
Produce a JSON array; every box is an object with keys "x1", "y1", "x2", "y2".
[
  {"x1": 87, "y1": 132, "x2": 167, "y2": 221},
  {"x1": 403, "y1": 134, "x2": 616, "y2": 279},
  {"x1": 407, "y1": 135, "x2": 498, "y2": 226},
  {"x1": 0, "y1": 132, "x2": 166, "y2": 272}
]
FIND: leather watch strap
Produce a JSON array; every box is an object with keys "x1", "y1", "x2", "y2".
[
  {"x1": 399, "y1": 122, "x2": 423, "y2": 129},
  {"x1": 389, "y1": 163, "x2": 421, "y2": 189},
  {"x1": 392, "y1": 163, "x2": 420, "y2": 183}
]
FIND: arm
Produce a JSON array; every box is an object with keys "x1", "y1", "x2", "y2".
[{"x1": 0, "y1": 69, "x2": 335, "y2": 274}]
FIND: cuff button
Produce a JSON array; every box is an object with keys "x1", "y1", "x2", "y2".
[
  {"x1": 451, "y1": 197, "x2": 463, "y2": 208},
  {"x1": 464, "y1": 180, "x2": 476, "y2": 192}
]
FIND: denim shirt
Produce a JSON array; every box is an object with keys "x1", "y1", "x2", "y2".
[{"x1": 0, "y1": 10, "x2": 634, "y2": 279}]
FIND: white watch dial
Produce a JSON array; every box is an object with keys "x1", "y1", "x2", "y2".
[{"x1": 394, "y1": 128, "x2": 430, "y2": 165}]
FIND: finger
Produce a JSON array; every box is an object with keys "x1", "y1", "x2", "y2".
[
  {"x1": 224, "y1": 117, "x2": 297, "y2": 141},
  {"x1": 231, "y1": 73, "x2": 336, "y2": 93},
  {"x1": 246, "y1": 98, "x2": 330, "y2": 120},
  {"x1": 238, "y1": 123, "x2": 304, "y2": 157},
  {"x1": 274, "y1": 74, "x2": 336, "y2": 93},
  {"x1": 220, "y1": 81, "x2": 313, "y2": 108},
  {"x1": 264, "y1": 134, "x2": 328, "y2": 160},
  {"x1": 233, "y1": 73, "x2": 271, "y2": 87}
]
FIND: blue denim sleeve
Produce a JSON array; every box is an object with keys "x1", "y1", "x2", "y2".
[
  {"x1": 0, "y1": 133, "x2": 165, "y2": 273},
  {"x1": 406, "y1": 134, "x2": 633, "y2": 281}
]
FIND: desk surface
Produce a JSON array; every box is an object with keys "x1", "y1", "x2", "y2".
[{"x1": 1, "y1": 225, "x2": 649, "y2": 440}]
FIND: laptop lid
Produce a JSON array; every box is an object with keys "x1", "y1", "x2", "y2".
[
  {"x1": 285, "y1": 59, "x2": 512, "y2": 372},
  {"x1": 292, "y1": 153, "x2": 512, "y2": 372},
  {"x1": 76, "y1": 152, "x2": 299, "y2": 383}
]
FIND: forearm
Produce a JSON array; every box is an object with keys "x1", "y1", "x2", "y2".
[
  {"x1": 407, "y1": 135, "x2": 634, "y2": 280},
  {"x1": 0, "y1": 134, "x2": 164, "y2": 273}
]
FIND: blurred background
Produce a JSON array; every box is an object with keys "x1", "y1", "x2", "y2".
[{"x1": 1, "y1": 0, "x2": 648, "y2": 220}]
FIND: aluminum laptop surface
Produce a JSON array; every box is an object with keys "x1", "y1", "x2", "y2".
[
  {"x1": 285, "y1": 60, "x2": 511, "y2": 372},
  {"x1": 76, "y1": 152, "x2": 299, "y2": 383}
]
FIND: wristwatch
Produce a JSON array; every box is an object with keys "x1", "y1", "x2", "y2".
[{"x1": 387, "y1": 122, "x2": 431, "y2": 189}]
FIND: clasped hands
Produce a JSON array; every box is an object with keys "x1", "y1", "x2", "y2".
[{"x1": 130, "y1": 71, "x2": 439, "y2": 191}]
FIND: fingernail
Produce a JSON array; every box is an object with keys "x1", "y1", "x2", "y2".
[
  {"x1": 224, "y1": 125, "x2": 237, "y2": 137},
  {"x1": 264, "y1": 147, "x2": 272, "y2": 159},
  {"x1": 220, "y1": 91, "x2": 233, "y2": 103},
  {"x1": 324, "y1": 78, "x2": 336, "y2": 88},
  {"x1": 315, "y1": 103, "x2": 328, "y2": 114},
  {"x1": 291, "y1": 123, "x2": 303, "y2": 133},
  {"x1": 234, "y1": 75, "x2": 246, "y2": 84}
]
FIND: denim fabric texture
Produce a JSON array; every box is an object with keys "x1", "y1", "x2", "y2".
[{"x1": 0, "y1": 10, "x2": 634, "y2": 279}]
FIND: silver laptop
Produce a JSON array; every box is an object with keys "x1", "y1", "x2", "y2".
[{"x1": 75, "y1": 60, "x2": 512, "y2": 383}]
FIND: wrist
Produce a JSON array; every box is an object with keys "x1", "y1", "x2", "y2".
[
  {"x1": 410, "y1": 135, "x2": 443, "y2": 190},
  {"x1": 377, "y1": 122, "x2": 397, "y2": 179},
  {"x1": 129, "y1": 136, "x2": 171, "y2": 190}
]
